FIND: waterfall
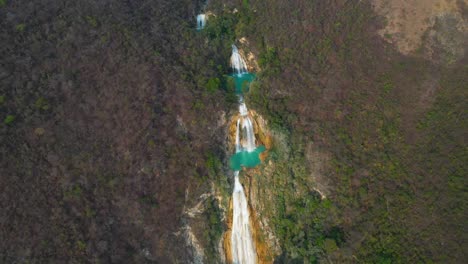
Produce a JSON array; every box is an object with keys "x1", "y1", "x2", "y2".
[
  {"x1": 230, "y1": 45, "x2": 248, "y2": 75},
  {"x1": 231, "y1": 171, "x2": 257, "y2": 264},
  {"x1": 243, "y1": 117, "x2": 256, "y2": 152},
  {"x1": 239, "y1": 103, "x2": 248, "y2": 116},
  {"x1": 230, "y1": 44, "x2": 258, "y2": 264},
  {"x1": 236, "y1": 119, "x2": 241, "y2": 153},
  {"x1": 196, "y1": 14, "x2": 206, "y2": 30},
  {"x1": 237, "y1": 103, "x2": 256, "y2": 153}
]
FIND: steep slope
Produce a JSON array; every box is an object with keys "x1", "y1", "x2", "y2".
[
  {"x1": 0, "y1": 0, "x2": 230, "y2": 262},
  {"x1": 226, "y1": 0, "x2": 467, "y2": 262}
]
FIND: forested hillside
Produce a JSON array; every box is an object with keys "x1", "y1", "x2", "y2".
[
  {"x1": 1, "y1": 0, "x2": 466, "y2": 263},
  {"x1": 0, "y1": 0, "x2": 231, "y2": 262},
  {"x1": 233, "y1": 0, "x2": 467, "y2": 262}
]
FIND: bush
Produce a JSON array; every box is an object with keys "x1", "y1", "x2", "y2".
[{"x1": 4, "y1": 115, "x2": 15, "y2": 124}]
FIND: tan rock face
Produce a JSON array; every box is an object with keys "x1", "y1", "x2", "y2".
[
  {"x1": 223, "y1": 199, "x2": 233, "y2": 264},
  {"x1": 238, "y1": 37, "x2": 261, "y2": 72},
  {"x1": 372, "y1": 0, "x2": 467, "y2": 62}
]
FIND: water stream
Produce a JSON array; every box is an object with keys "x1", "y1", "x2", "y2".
[
  {"x1": 230, "y1": 45, "x2": 248, "y2": 75},
  {"x1": 231, "y1": 171, "x2": 256, "y2": 264},
  {"x1": 196, "y1": 14, "x2": 206, "y2": 30},
  {"x1": 230, "y1": 45, "x2": 258, "y2": 264}
]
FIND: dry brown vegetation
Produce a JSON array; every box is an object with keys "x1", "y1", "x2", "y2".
[{"x1": 0, "y1": 0, "x2": 466, "y2": 263}]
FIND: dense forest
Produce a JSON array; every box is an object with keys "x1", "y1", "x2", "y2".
[{"x1": 1, "y1": 0, "x2": 466, "y2": 263}]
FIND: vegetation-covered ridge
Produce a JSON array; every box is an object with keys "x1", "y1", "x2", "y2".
[
  {"x1": 231, "y1": 0, "x2": 466, "y2": 263},
  {"x1": 0, "y1": 0, "x2": 466, "y2": 263}
]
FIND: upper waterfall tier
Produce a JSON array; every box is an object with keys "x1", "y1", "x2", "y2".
[
  {"x1": 196, "y1": 14, "x2": 206, "y2": 30},
  {"x1": 230, "y1": 45, "x2": 248, "y2": 75}
]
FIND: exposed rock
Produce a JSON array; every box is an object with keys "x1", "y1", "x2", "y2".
[
  {"x1": 423, "y1": 12, "x2": 468, "y2": 64},
  {"x1": 372, "y1": 0, "x2": 467, "y2": 63},
  {"x1": 180, "y1": 225, "x2": 205, "y2": 264},
  {"x1": 223, "y1": 198, "x2": 233, "y2": 264},
  {"x1": 238, "y1": 37, "x2": 260, "y2": 72}
]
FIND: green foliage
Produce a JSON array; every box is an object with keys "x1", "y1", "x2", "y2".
[
  {"x1": 315, "y1": 37, "x2": 332, "y2": 66},
  {"x1": 15, "y1": 23, "x2": 25, "y2": 32},
  {"x1": 379, "y1": 74, "x2": 395, "y2": 93},
  {"x1": 235, "y1": 1, "x2": 256, "y2": 37},
  {"x1": 192, "y1": 100, "x2": 205, "y2": 110},
  {"x1": 0, "y1": 0, "x2": 6, "y2": 7},
  {"x1": 205, "y1": 152, "x2": 222, "y2": 178},
  {"x1": 34, "y1": 97, "x2": 50, "y2": 110},
  {"x1": 85, "y1": 16, "x2": 97, "y2": 28},
  {"x1": 204, "y1": 12, "x2": 237, "y2": 42},
  {"x1": 0, "y1": 95, "x2": 5, "y2": 105},
  {"x1": 76, "y1": 240, "x2": 86, "y2": 251},
  {"x1": 139, "y1": 194, "x2": 159, "y2": 208},
  {"x1": 202, "y1": 198, "x2": 224, "y2": 262},
  {"x1": 273, "y1": 192, "x2": 340, "y2": 263},
  {"x1": 258, "y1": 47, "x2": 281, "y2": 75},
  {"x1": 64, "y1": 185, "x2": 83, "y2": 199},
  {"x1": 223, "y1": 76, "x2": 238, "y2": 104},
  {"x1": 84, "y1": 206, "x2": 95, "y2": 218},
  {"x1": 147, "y1": 139, "x2": 155, "y2": 148},
  {"x1": 4, "y1": 114, "x2": 15, "y2": 124},
  {"x1": 323, "y1": 239, "x2": 338, "y2": 254},
  {"x1": 205, "y1": 77, "x2": 221, "y2": 94}
]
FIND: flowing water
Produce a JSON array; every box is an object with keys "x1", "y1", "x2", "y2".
[
  {"x1": 239, "y1": 103, "x2": 256, "y2": 152},
  {"x1": 231, "y1": 171, "x2": 257, "y2": 264},
  {"x1": 230, "y1": 45, "x2": 248, "y2": 75},
  {"x1": 196, "y1": 14, "x2": 206, "y2": 30},
  {"x1": 230, "y1": 45, "x2": 258, "y2": 264}
]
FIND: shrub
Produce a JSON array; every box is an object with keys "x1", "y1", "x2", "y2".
[{"x1": 4, "y1": 115, "x2": 15, "y2": 124}]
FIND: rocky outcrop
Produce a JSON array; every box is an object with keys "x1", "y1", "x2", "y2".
[
  {"x1": 239, "y1": 37, "x2": 261, "y2": 72},
  {"x1": 372, "y1": 0, "x2": 467, "y2": 64}
]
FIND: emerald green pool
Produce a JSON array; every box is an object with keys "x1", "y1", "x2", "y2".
[
  {"x1": 228, "y1": 73, "x2": 256, "y2": 94},
  {"x1": 230, "y1": 146, "x2": 266, "y2": 171}
]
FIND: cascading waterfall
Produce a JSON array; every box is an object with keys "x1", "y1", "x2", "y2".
[
  {"x1": 231, "y1": 171, "x2": 256, "y2": 264},
  {"x1": 230, "y1": 44, "x2": 257, "y2": 264},
  {"x1": 236, "y1": 119, "x2": 241, "y2": 153},
  {"x1": 196, "y1": 14, "x2": 206, "y2": 30},
  {"x1": 239, "y1": 102, "x2": 248, "y2": 116},
  {"x1": 242, "y1": 115, "x2": 256, "y2": 152},
  {"x1": 238, "y1": 103, "x2": 256, "y2": 153},
  {"x1": 230, "y1": 45, "x2": 248, "y2": 75}
]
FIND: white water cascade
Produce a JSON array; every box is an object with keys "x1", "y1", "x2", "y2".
[
  {"x1": 230, "y1": 44, "x2": 257, "y2": 264},
  {"x1": 196, "y1": 14, "x2": 206, "y2": 30},
  {"x1": 230, "y1": 45, "x2": 248, "y2": 75},
  {"x1": 236, "y1": 119, "x2": 241, "y2": 153},
  {"x1": 231, "y1": 171, "x2": 257, "y2": 264},
  {"x1": 238, "y1": 103, "x2": 256, "y2": 152}
]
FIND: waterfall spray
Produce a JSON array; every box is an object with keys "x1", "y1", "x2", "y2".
[
  {"x1": 230, "y1": 45, "x2": 248, "y2": 75},
  {"x1": 243, "y1": 117, "x2": 256, "y2": 152},
  {"x1": 231, "y1": 171, "x2": 257, "y2": 264},
  {"x1": 236, "y1": 119, "x2": 241, "y2": 153},
  {"x1": 229, "y1": 44, "x2": 258, "y2": 264},
  {"x1": 237, "y1": 103, "x2": 256, "y2": 153},
  {"x1": 196, "y1": 14, "x2": 206, "y2": 30}
]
